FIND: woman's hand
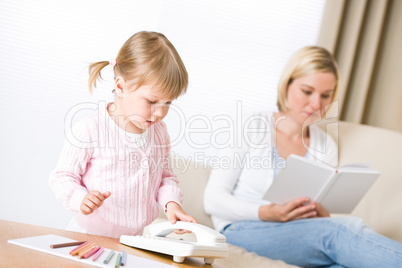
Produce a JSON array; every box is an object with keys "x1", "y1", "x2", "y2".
[
  {"x1": 311, "y1": 201, "x2": 330, "y2": 217},
  {"x1": 80, "y1": 190, "x2": 111, "y2": 215},
  {"x1": 166, "y1": 201, "x2": 198, "y2": 234},
  {"x1": 258, "y1": 197, "x2": 318, "y2": 222}
]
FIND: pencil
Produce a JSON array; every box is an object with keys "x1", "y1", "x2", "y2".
[
  {"x1": 78, "y1": 245, "x2": 96, "y2": 259},
  {"x1": 92, "y1": 247, "x2": 104, "y2": 261},
  {"x1": 115, "y1": 253, "x2": 121, "y2": 268},
  {"x1": 70, "y1": 241, "x2": 89, "y2": 255},
  {"x1": 50, "y1": 241, "x2": 85, "y2": 248},
  {"x1": 120, "y1": 251, "x2": 126, "y2": 266},
  {"x1": 104, "y1": 250, "x2": 115, "y2": 264},
  {"x1": 82, "y1": 246, "x2": 100, "y2": 259},
  {"x1": 75, "y1": 243, "x2": 94, "y2": 256}
]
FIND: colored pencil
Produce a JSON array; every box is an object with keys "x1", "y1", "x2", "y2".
[
  {"x1": 75, "y1": 243, "x2": 94, "y2": 256},
  {"x1": 50, "y1": 241, "x2": 85, "y2": 248},
  {"x1": 104, "y1": 250, "x2": 115, "y2": 264},
  {"x1": 78, "y1": 245, "x2": 96, "y2": 259},
  {"x1": 120, "y1": 251, "x2": 126, "y2": 266},
  {"x1": 82, "y1": 246, "x2": 100, "y2": 259},
  {"x1": 92, "y1": 247, "x2": 104, "y2": 261},
  {"x1": 115, "y1": 253, "x2": 121, "y2": 267},
  {"x1": 69, "y1": 241, "x2": 89, "y2": 255}
]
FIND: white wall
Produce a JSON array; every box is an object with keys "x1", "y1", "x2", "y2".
[{"x1": 0, "y1": 0, "x2": 325, "y2": 229}]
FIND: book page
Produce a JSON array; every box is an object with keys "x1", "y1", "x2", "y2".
[
  {"x1": 339, "y1": 163, "x2": 371, "y2": 169},
  {"x1": 338, "y1": 163, "x2": 377, "y2": 172},
  {"x1": 319, "y1": 170, "x2": 380, "y2": 213},
  {"x1": 263, "y1": 154, "x2": 335, "y2": 204}
]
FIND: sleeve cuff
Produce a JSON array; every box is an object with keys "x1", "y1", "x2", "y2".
[
  {"x1": 249, "y1": 203, "x2": 262, "y2": 221},
  {"x1": 69, "y1": 190, "x2": 88, "y2": 212},
  {"x1": 159, "y1": 195, "x2": 183, "y2": 213}
]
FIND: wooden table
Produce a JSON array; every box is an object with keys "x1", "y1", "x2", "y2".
[{"x1": 0, "y1": 219, "x2": 223, "y2": 267}]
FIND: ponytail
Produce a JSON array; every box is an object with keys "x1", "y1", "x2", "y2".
[
  {"x1": 88, "y1": 61, "x2": 110, "y2": 93},
  {"x1": 87, "y1": 31, "x2": 188, "y2": 98}
]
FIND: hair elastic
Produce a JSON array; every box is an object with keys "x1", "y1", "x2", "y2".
[{"x1": 109, "y1": 59, "x2": 116, "y2": 67}]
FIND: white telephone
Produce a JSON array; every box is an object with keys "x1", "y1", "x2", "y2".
[{"x1": 120, "y1": 221, "x2": 229, "y2": 264}]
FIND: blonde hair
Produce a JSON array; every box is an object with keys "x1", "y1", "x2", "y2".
[
  {"x1": 277, "y1": 46, "x2": 339, "y2": 112},
  {"x1": 88, "y1": 31, "x2": 188, "y2": 99}
]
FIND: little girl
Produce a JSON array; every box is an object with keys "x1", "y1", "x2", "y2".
[{"x1": 49, "y1": 31, "x2": 197, "y2": 238}]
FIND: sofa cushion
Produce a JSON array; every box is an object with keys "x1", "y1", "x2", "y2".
[{"x1": 336, "y1": 122, "x2": 402, "y2": 242}]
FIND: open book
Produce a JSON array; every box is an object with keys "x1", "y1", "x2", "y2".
[{"x1": 263, "y1": 154, "x2": 380, "y2": 213}]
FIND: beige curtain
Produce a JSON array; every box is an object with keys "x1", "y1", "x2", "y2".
[{"x1": 317, "y1": 0, "x2": 402, "y2": 133}]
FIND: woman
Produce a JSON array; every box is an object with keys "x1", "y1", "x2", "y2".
[{"x1": 204, "y1": 46, "x2": 402, "y2": 267}]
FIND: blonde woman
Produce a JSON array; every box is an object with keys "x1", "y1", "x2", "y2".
[
  {"x1": 204, "y1": 46, "x2": 402, "y2": 267},
  {"x1": 50, "y1": 31, "x2": 196, "y2": 238}
]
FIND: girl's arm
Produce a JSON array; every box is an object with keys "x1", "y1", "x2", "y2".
[
  {"x1": 156, "y1": 122, "x2": 184, "y2": 210},
  {"x1": 156, "y1": 123, "x2": 197, "y2": 224},
  {"x1": 165, "y1": 201, "x2": 197, "y2": 225},
  {"x1": 49, "y1": 121, "x2": 94, "y2": 212},
  {"x1": 157, "y1": 162, "x2": 183, "y2": 212}
]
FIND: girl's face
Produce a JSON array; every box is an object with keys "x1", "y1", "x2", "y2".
[
  {"x1": 286, "y1": 72, "x2": 336, "y2": 125},
  {"x1": 116, "y1": 79, "x2": 174, "y2": 133}
]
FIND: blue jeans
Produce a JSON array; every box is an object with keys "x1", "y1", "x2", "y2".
[{"x1": 221, "y1": 217, "x2": 402, "y2": 268}]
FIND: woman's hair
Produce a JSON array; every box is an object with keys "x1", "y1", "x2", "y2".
[
  {"x1": 277, "y1": 46, "x2": 339, "y2": 112},
  {"x1": 88, "y1": 31, "x2": 188, "y2": 99}
]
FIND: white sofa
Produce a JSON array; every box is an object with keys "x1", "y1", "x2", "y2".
[{"x1": 149, "y1": 121, "x2": 402, "y2": 267}]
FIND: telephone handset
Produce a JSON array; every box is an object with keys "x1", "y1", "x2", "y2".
[
  {"x1": 148, "y1": 220, "x2": 227, "y2": 244},
  {"x1": 120, "y1": 221, "x2": 229, "y2": 264}
]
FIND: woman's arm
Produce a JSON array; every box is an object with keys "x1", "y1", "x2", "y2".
[
  {"x1": 204, "y1": 146, "x2": 261, "y2": 222},
  {"x1": 204, "y1": 162, "x2": 320, "y2": 222}
]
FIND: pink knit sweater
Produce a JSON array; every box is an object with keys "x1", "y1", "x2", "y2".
[{"x1": 49, "y1": 103, "x2": 183, "y2": 238}]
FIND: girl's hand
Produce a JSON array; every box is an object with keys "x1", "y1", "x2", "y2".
[
  {"x1": 80, "y1": 191, "x2": 111, "y2": 215},
  {"x1": 258, "y1": 197, "x2": 317, "y2": 222},
  {"x1": 165, "y1": 201, "x2": 198, "y2": 234}
]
